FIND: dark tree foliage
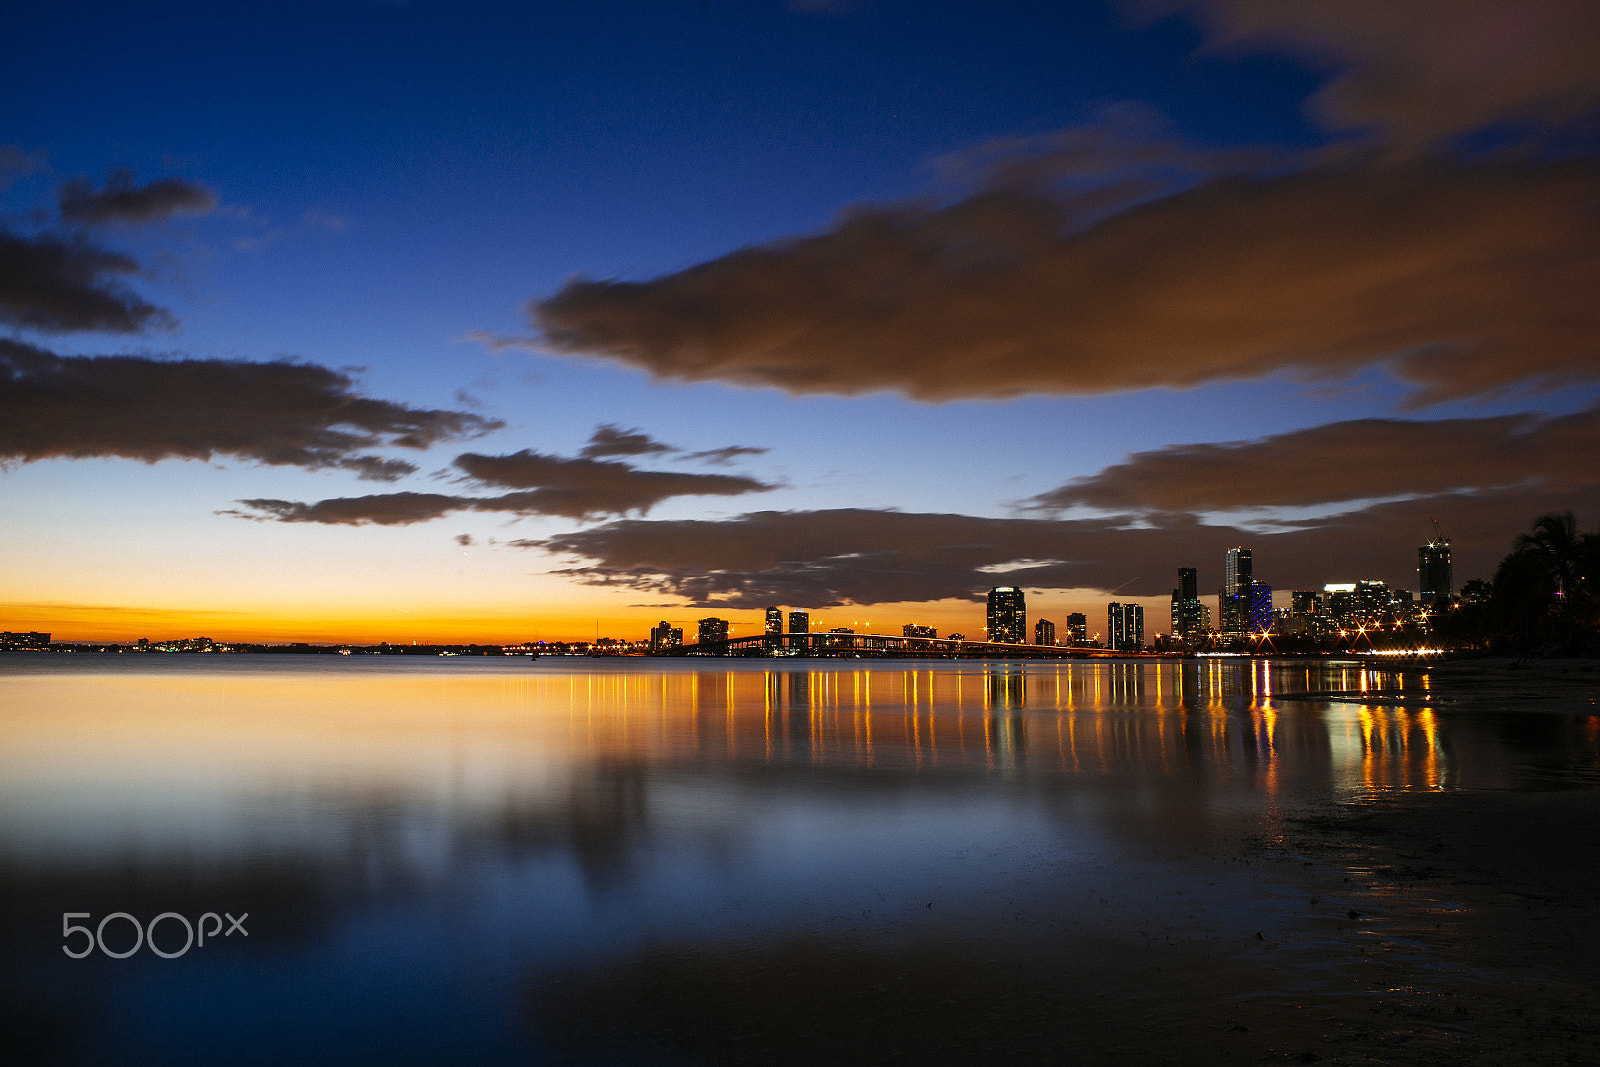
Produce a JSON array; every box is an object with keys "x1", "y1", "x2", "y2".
[{"x1": 1483, "y1": 512, "x2": 1600, "y2": 654}]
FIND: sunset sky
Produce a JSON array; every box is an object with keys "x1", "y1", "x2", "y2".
[{"x1": 4, "y1": 0, "x2": 1599, "y2": 643}]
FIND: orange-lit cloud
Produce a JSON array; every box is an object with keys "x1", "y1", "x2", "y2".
[
  {"x1": 534, "y1": 156, "x2": 1600, "y2": 407},
  {"x1": 526, "y1": 486, "x2": 1600, "y2": 608},
  {"x1": 1030, "y1": 401, "x2": 1600, "y2": 514},
  {"x1": 1158, "y1": 0, "x2": 1600, "y2": 148}
]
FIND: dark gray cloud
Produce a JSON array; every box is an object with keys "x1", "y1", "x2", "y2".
[
  {"x1": 227, "y1": 492, "x2": 476, "y2": 525},
  {"x1": 0, "y1": 340, "x2": 501, "y2": 478},
  {"x1": 1030, "y1": 401, "x2": 1600, "y2": 514},
  {"x1": 454, "y1": 449, "x2": 776, "y2": 518},
  {"x1": 522, "y1": 487, "x2": 1600, "y2": 609},
  {"x1": 1155, "y1": 0, "x2": 1600, "y2": 149},
  {"x1": 574, "y1": 423, "x2": 768, "y2": 466},
  {"x1": 224, "y1": 449, "x2": 777, "y2": 526},
  {"x1": 0, "y1": 229, "x2": 171, "y2": 334},
  {"x1": 0, "y1": 146, "x2": 46, "y2": 191},
  {"x1": 684, "y1": 445, "x2": 769, "y2": 465},
  {"x1": 533, "y1": 157, "x2": 1600, "y2": 408},
  {"x1": 58, "y1": 171, "x2": 217, "y2": 226},
  {"x1": 579, "y1": 423, "x2": 676, "y2": 459}
]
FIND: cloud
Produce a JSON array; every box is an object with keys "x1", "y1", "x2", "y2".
[
  {"x1": 579, "y1": 423, "x2": 676, "y2": 459},
  {"x1": 926, "y1": 101, "x2": 1258, "y2": 197},
  {"x1": 683, "y1": 444, "x2": 769, "y2": 465},
  {"x1": 227, "y1": 492, "x2": 474, "y2": 525},
  {"x1": 521, "y1": 485, "x2": 1600, "y2": 609},
  {"x1": 1030, "y1": 401, "x2": 1600, "y2": 514},
  {"x1": 1156, "y1": 0, "x2": 1600, "y2": 149},
  {"x1": 453, "y1": 449, "x2": 776, "y2": 518},
  {"x1": 0, "y1": 341, "x2": 501, "y2": 477},
  {"x1": 225, "y1": 449, "x2": 778, "y2": 526},
  {"x1": 533, "y1": 153, "x2": 1600, "y2": 408},
  {"x1": 457, "y1": 330, "x2": 543, "y2": 354},
  {"x1": 455, "y1": 534, "x2": 474, "y2": 547},
  {"x1": 58, "y1": 170, "x2": 217, "y2": 226},
  {"x1": 0, "y1": 228, "x2": 172, "y2": 334},
  {"x1": 0, "y1": 145, "x2": 46, "y2": 191}
]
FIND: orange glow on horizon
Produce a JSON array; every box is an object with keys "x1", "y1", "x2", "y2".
[{"x1": 5, "y1": 591, "x2": 1168, "y2": 646}]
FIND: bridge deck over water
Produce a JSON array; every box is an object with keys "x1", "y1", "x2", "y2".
[{"x1": 666, "y1": 633, "x2": 1161, "y2": 659}]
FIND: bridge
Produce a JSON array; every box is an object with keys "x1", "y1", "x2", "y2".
[{"x1": 665, "y1": 632, "x2": 1164, "y2": 659}]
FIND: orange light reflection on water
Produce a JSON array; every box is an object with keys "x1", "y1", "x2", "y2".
[{"x1": 0, "y1": 660, "x2": 1482, "y2": 846}]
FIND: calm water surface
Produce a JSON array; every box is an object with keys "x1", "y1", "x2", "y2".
[{"x1": 2, "y1": 655, "x2": 1595, "y2": 1064}]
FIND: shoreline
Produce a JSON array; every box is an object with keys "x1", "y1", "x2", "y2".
[
  {"x1": 1251, "y1": 784, "x2": 1600, "y2": 1064},
  {"x1": 527, "y1": 785, "x2": 1600, "y2": 1065}
]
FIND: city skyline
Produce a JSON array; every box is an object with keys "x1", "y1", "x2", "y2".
[
  {"x1": 4, "y1": 2, "x2": 1599, "y2": 642},
  {"x1": 9, "y1": 524, "x2": 1455, "y2": 653}
]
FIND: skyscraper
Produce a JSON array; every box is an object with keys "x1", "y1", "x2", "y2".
[
  {"x1": 1324, "y1": 583, "x2": 1357, "y2": 625},
  {"x1": 1221, "y1": 547, "x2": 1252, "y2": 635},
  {"x1": 697, "y1": 618, "x2": 729, "y2": 645},
  {"x1": 1291, "y1": 591, "x2": 1323, "y2": 617},
  {"x1": 1418, "y1": 538, "x2": 1452, "y2": 604},
  {"x1": 787, "y1": 610, "x2": 810, "y2": 635},
  {"x1": 1249, "y1": 580, "x2": 1273, "y2": 633},
  {"x1": 765, "y1": 606, "x2": 783, "y2": 635},
  {"x1": 1065, "y1": 613, "x2": 1088, "y2": 645},
  {"x1": 1108, "y1": 602, "x2": 1144, "y2": 651},
  {"x1": 986, "y1": 586, "x2": 1026, "y2": 644},
  {"x1": 648, "y1": 620, "x2": 682, "y2": 651},
  {"x1": 1225, "y1": 547, "x2": 1251, "y2": 595},
  {"x1": 1034, "y1": 618, "x2": 1056, "y2": 646},
  {"x1": 1171, "y1": 566, "x2": 1206, "y2": 639}
]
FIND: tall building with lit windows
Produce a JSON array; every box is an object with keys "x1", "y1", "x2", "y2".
[
  {"x1": 1108, "y1": 602, "x2": 1144, "y2": 652},
  {"x1": 648, "y1": 621, "x2": 682, "y2": 651},
  {"x1": 1418, "y1": 538, "x2": 1452, "y2": 604},
  {"x1": 1249, "y1": 580, "x2": 1273, "y2": 633},
  {"x1": 1034, "y1": 618, "x2": 1056, "y2": 646},
  {"x1": 1065, "y1": 613, "x2": 1088, "y2": 645},
  {"x1": 986, "y1": 587, "x2": 1026, "y2": 644},
  {"x1": 1171, "y1": 566, "x2": 1207, "y2": 640},
  {"x1": 765, "y1": 606, "x2": 783, "y2": 635},
  {"x1": 1220, "y1": 546, "x2": 1252, "y2": 636},
  {"x1": 697, "y1": 618, "x2": 729, "y2": 645},
  {"x1": 787, "y1": 610, "x2": 810, "y2": 635}
]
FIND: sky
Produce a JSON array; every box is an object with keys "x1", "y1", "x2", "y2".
[{"x1": 3, "y1": 0, "x2": 1599, "y2": 644}]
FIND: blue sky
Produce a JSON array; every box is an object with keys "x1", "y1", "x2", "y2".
[{"x1": 4, "y1": 0, "x2": 1599, "y2": 641}]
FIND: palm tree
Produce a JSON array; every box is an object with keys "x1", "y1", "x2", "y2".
[
  {"x1": 1495, "y1": 512, "x2": 1599, "y2": 649},
  {"x1": 1513, "y1": 513, "x2": 1583, "y2": 606}
]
